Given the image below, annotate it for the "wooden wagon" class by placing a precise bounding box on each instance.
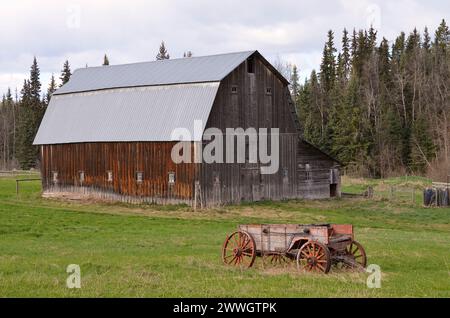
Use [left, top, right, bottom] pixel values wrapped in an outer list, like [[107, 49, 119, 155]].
[[222, 224, 366, 273]]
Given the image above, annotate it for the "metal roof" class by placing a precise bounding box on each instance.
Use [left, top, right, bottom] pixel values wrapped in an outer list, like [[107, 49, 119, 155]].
[[33, 82, 220, 144], [55, 51, 255, 95]]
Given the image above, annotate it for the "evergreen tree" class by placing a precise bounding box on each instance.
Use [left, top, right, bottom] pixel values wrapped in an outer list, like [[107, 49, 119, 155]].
[[29, 57, 41, 103], [156, 41, 170, 60], [103, 54, 110, 66], [17, 58, 44, 169], [319, 30, 337, 93], [45, 74, 57, 105], [290, 65, 300, 100], [423, 27, 431, 51], [434, 19, 450, 52], [60, 60, 72, 86]]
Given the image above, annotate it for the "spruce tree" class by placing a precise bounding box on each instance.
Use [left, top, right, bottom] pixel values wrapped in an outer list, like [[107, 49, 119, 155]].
[[319, 30, 337, 93], [17, 58, 43, 169], [60, 60, 72, 86], [103, 54, 110, 66], [45, 74, 57, 105], [290, 65, 300, 100], [156, 41, 170, 60]]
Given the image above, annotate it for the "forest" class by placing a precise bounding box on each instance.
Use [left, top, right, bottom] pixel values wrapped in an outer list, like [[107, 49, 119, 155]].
[[292, 19, 449, 180], [0, 21, 448, 180]]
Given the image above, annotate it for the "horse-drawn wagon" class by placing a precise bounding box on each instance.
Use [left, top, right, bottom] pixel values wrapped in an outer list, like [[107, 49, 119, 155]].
[[222, 224, 366, 273]]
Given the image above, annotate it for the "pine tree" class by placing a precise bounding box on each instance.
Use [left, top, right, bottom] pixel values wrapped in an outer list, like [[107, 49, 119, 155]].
[[103, 54, 110, 66], [45, 74, 57, 104], [434, 19, 450, 52], [340, 28, 351, 81], [156, 41, 170, 60], [423, 27, 431, 52], [319, 30, 337, 93], [17, 58, 43, 169], [29, 57, 41, 103], [60, 60, 72, 86], [290, 65, 300, 99]]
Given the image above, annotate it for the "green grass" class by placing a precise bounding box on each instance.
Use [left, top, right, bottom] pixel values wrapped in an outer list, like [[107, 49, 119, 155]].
[[0, 175, 449, 297]]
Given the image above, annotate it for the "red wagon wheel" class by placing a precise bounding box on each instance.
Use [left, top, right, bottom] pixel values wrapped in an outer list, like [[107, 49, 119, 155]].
[[222, 231, 256, 268], [296, 241, 331, 274], [343, 240, 367, 269]]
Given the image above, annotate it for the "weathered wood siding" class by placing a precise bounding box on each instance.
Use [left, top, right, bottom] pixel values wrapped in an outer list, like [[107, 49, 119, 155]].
[[199, 55, 335, 206], [297, 140, 341, 199], [40, 142, 197, 204]]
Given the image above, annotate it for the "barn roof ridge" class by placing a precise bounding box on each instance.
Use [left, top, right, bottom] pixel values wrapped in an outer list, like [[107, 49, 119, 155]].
[[55, 50, 258, 95], [74, 50, 257, 71]]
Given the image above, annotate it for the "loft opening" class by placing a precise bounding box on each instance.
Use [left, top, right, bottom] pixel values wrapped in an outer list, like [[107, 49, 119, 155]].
[[247, 57, 255, 73]]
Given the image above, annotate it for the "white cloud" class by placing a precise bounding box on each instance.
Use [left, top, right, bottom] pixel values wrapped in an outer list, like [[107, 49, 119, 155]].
[[0, 0, 448, 93]]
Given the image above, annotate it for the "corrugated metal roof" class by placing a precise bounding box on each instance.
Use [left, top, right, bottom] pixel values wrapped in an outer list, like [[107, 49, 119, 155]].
[[55, 51, 255, 95], [33, 82, 220, 144]]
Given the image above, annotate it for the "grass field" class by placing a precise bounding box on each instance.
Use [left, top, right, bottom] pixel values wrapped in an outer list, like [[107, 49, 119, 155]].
[[0, 175, 449, 297]]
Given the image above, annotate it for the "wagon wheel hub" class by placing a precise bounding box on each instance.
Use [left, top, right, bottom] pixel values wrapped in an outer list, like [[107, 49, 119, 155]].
[[307, 257, 317, 266], [234, 248, 243, 257], [297, 241, 331, 274]]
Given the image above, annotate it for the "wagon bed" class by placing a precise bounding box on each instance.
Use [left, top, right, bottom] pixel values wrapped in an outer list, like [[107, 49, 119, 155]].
[[222, 223, 366, 273]]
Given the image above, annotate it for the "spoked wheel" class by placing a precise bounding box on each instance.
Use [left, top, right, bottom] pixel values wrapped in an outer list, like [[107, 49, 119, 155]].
[[263, 252, 290, 267], [339, 240, 367, 269], [296, 241, 331, 274], [222, 231, 256, 268]]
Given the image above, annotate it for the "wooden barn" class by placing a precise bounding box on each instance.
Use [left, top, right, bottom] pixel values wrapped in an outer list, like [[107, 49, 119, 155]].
[[34, 51, 341, 206]]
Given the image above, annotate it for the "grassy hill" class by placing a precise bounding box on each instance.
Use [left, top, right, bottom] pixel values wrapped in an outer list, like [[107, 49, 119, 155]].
[[0, 175, 448, 297]]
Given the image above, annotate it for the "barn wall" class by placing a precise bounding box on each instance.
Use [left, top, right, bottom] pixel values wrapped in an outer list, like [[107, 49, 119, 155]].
[[200, 55, 301, 205], [200, 54, 340, 205], [40, 142, 197, 204], [297, 140, 341, 199]]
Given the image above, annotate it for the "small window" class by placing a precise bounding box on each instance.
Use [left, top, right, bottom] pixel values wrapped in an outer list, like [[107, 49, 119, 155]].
[[266, 87, 272, 95], [79, 171, 85, 183], [283, 168, 288, 178], [52, 171, 58, 184], [231, 85, 238, 94], [247, 57, 255, 73], [136, 171, 143, 184], [107, 171, 113, 182], [168, 171, 175, 185]]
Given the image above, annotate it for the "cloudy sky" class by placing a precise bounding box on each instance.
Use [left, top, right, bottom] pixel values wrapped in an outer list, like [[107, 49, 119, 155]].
[[0, 0, 448, 95]]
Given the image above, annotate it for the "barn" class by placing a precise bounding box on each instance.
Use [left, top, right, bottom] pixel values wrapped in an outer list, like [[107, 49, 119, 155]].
[[33, 50, 341, 206]]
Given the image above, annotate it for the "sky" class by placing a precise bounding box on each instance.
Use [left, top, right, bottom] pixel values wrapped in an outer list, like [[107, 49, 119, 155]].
[[0, 0, 448, 96]]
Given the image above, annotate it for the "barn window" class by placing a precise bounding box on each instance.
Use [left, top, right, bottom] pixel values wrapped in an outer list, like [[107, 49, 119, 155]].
[[79, 171, 85, 183], [247, 57, 255, 73], [107, 171, 113, 182], [266, 87, 272, 95], [231, 85, 238, 94], [52, 171, 58, 184], [136, 171, 143, 183], [305, 164, 312, 181], [168, 172, 175, 185]]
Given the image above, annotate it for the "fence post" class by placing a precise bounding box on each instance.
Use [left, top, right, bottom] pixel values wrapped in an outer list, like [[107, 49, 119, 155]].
[[16, 180, 19, 196]]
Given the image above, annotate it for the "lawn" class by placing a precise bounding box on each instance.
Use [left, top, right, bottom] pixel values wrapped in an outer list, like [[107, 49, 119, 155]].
[[0, 175, 449, 297]]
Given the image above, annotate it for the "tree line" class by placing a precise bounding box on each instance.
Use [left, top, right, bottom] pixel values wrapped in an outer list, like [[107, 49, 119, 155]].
[[291, 19, 449, 180]]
